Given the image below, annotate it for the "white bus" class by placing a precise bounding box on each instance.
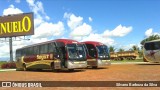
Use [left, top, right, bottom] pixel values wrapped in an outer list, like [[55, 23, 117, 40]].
[[143, 39, 160, 63]]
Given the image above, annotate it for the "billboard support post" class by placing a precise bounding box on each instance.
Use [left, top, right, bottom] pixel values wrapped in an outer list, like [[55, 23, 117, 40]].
[[9, 37, 13, 62]]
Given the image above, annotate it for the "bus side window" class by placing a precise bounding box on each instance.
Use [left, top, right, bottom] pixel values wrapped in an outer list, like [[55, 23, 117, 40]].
[[48, 43, 57, 53], [86, 44, 96, 58], [33, 46, 39, 55], [21, 49, 23, 56], [25, 48, 29, 56], [29, 47, 33, 55], [16, 50, 21, 58], [154, 42, 160, 50], [40, 44, 48, 54], [55, 42, 66, 59]]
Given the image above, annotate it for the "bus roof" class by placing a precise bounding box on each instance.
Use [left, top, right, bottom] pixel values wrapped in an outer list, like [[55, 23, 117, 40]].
[[17, 39, 81, 50], [82, 41, 106, 46], [144, 39, 160, 43], [55, 39, 81, 44]]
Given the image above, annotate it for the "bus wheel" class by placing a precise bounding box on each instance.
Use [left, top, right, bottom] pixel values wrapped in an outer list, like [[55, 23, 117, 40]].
[[92, 66, 97, 69], [36, 69, 42, 71], [22, 63, 27, 71], [51, 63, 55, 70], [51, 63, 60, 72], [143, 57, 148, 62], [69, 69, 74, 72]]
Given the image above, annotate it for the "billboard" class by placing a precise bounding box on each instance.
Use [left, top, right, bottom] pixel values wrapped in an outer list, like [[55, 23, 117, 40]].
[[0, 12, 34, 38]]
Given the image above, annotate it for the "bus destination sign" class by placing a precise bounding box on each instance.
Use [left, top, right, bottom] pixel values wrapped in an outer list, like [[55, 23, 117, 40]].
[[0, 12, 34, 38]]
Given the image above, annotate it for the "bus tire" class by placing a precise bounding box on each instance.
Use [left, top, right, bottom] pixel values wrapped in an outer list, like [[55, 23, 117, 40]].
[[22, 63, 27, 71], [36, 69, 42, 71], [51, 62, 60, 72], [51, 63, 55, 70], [69, 69, 74, 72], [92, 66, 97, 69], [143, 57, 148, 62]]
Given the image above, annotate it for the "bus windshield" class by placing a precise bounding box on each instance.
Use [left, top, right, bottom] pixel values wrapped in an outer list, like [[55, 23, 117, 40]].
[[144, 41, 160, 50], [96, 45, 110, 59], [67, 44, 86, 61]]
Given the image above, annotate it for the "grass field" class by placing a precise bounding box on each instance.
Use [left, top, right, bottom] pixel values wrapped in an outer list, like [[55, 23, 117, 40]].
[[110, 59, 143, 63]]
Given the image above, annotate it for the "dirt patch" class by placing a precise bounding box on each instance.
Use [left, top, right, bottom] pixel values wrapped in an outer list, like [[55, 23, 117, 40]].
[[0, 63, 160, 90]]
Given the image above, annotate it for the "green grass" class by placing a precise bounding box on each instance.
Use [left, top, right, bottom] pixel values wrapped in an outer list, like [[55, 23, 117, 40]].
[[0, 61, 7, 69], [111, 59, 143, 63]]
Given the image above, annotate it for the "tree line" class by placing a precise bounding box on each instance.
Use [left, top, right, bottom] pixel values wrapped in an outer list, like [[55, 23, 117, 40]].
[[109, 34, 160, 58], [109, 45, 140, 53]]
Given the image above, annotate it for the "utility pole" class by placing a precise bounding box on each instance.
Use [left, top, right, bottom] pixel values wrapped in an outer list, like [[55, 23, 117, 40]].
[[9, 37, 13, 62]]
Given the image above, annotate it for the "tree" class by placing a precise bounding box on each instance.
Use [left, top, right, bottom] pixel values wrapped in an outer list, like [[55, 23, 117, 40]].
[[118, 48, 125, 52], [129, 45, 139, 51], [109, 46, 116, 52], [129, 45, 143, 58], [141, 34, 160, 45]]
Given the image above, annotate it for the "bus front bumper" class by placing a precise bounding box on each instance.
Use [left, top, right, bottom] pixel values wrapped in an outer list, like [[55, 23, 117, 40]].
[[67, 61, 87, 69], [97, 59, 111, 67]]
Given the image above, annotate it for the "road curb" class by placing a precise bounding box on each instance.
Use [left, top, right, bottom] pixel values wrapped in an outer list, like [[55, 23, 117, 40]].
[[0, 69, 16, 72], [111, 62, 149, 64]]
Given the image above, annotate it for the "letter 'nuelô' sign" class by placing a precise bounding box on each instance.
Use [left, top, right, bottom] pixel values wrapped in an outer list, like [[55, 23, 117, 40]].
[[0, 13, 34, 38]]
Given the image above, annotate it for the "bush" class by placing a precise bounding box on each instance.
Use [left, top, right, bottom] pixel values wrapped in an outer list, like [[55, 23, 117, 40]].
[[1, 62, 16, 69]]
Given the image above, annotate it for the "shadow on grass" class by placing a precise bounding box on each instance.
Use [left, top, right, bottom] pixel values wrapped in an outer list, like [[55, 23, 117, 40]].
[[85, 67, 109, 70], [136, 63, 160, 66]]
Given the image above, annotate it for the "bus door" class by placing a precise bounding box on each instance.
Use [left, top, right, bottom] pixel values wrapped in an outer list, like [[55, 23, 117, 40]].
[[84, 44, 97, 66], [85, 44, 97, 58], [55, 42, 66, 68]]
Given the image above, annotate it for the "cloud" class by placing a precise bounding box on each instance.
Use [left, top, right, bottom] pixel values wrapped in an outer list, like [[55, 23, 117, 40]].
[[71, 36, 82, 41], [3, 5, 23, 15], [89, 17, 93, 22], [0, 43, 9, 57], [34, 16, 44, 27], [81, 33, 115, 46], [64, 13, 131, 46], [64, 13, 93, 41], [70, 23, 92, 36], [144, 28, 159, 37], [64, 13, 83, 30], [0, 1, 64, 60], [64, 12, 71, 18], [32, 21, 64, 39], [103, 24, 132, 37], [26, 0, 50, 20], [117, 43, 141, 51], [145, 28, 153, 37], [26, 0, 64, 39]]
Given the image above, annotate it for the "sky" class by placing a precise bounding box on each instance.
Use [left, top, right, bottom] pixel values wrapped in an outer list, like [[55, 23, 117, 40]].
[[0, 0, 160, 61]]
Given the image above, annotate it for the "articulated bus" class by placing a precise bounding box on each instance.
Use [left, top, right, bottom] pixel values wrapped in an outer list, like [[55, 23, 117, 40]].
[[143, 39, 160, 63], [16, 39, 87, 71], [82, 41, 111, 68]]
